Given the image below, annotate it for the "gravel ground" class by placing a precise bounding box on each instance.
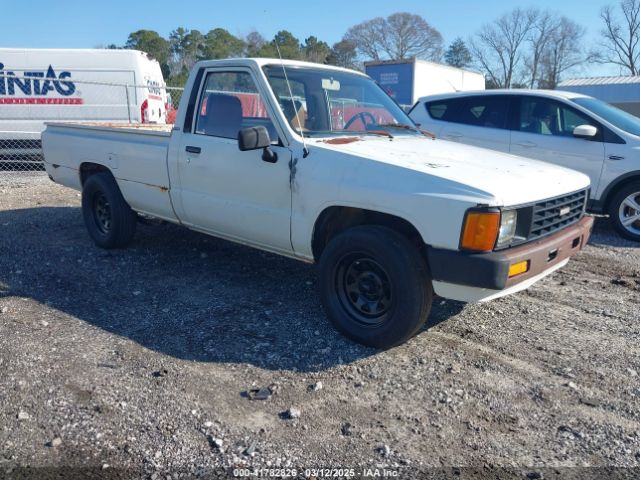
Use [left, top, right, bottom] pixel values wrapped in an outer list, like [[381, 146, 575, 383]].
[[0, 173, 639, 479]]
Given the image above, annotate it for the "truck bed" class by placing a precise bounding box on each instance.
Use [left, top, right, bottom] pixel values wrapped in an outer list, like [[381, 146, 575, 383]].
[[41, 122, 178, 222]]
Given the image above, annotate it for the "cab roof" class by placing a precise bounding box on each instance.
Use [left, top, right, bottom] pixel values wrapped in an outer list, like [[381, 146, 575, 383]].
[[192, 58, 369, 77]]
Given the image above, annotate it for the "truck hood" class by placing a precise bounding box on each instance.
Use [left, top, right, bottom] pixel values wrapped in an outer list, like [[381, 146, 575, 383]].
[[313, 136, 590, 206]]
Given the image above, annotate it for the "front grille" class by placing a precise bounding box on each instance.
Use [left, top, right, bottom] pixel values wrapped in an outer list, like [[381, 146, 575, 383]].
[[529, 189, 587, 240]]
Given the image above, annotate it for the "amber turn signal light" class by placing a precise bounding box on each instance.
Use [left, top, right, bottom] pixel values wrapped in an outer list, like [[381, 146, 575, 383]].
[[461, 211, 500, 252], [508, 260, 530, 278]]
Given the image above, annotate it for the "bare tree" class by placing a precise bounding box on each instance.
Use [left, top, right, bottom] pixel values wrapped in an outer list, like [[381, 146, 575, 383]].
[[344, 17, 387, 61], [470, 8, 537, 88], [600, 0, 640, 74], [345, 13, 443, 61], [526, 10, 557, 88], [539, 18, 594, 89]]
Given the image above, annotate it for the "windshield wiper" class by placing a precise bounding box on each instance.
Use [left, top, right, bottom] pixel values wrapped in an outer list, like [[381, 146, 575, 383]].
[[377, 123, 436, 139], [363, 129, 394, 139]]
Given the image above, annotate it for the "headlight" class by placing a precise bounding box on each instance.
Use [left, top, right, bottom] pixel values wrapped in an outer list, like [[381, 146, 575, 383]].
[[496, 209, 517, 248]]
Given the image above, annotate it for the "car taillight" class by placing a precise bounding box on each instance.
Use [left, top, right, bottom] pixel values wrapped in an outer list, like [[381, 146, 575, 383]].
[[140, 99, 149, 123]]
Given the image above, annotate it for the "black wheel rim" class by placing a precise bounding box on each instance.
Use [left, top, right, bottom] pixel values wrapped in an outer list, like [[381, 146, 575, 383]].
[[93, 192, 112, 234], [335, 254, 393, 326]]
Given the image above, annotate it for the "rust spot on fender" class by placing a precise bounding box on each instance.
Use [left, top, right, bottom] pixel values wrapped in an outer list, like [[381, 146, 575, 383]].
[[323, 137, 362, 145], [140, 181, 169, 192]]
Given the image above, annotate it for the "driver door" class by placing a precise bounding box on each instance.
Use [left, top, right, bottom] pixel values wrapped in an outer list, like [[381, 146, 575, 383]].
[[174, 68, 294, 254]]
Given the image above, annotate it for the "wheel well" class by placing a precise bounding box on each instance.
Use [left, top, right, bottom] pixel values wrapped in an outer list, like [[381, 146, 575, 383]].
[[79, 162, 111, 186], [311, 206, 424, 261], [603, 174, 640, 212]]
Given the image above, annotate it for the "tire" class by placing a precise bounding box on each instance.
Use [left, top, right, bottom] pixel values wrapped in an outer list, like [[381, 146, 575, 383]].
[[608, 181, 640, 242], [318, 225, 433, 349], [81, 172, 137, 249]]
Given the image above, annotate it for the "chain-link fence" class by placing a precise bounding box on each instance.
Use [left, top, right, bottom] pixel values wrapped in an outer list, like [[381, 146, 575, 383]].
[[0, 75, 184, 175]]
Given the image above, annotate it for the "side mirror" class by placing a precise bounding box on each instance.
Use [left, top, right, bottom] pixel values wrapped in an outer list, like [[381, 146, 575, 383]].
[[238, 126, 277, 163], [573, 124, 598, 139]]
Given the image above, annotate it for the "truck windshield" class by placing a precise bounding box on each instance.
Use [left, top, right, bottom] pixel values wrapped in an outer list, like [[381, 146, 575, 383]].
[[572, 97, 640, 137], [263, 65, 420, 138]]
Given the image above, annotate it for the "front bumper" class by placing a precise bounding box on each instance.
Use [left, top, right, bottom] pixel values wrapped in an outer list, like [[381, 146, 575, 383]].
[[427, 216, 594, 302]]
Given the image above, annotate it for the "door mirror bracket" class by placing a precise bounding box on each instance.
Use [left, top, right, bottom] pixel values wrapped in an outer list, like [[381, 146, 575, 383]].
[[238, 126, 278, 163]]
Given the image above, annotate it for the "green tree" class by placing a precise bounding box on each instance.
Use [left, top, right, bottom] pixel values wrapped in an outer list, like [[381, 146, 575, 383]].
[[202, 28, 246, 59], [125, 30, 171, 76], [169, 28, 204, 72], [444, 38, 473, 68], [125, 30, 170, 65], [256, 30, 302, 59], [302, 36, 331, 63]]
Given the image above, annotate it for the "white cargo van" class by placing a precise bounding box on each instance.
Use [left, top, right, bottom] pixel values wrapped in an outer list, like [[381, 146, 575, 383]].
[[0, 48, 168, 165]]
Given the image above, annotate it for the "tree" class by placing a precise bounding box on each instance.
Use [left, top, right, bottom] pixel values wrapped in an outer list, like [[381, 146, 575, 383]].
[[539, 18, 592, 89], [327, 40, 358, 69], [444, 38, 472, 68], [202, 28, 245, 60], [255, 30, 301, 59], [599, 0, 640, 74], [526, 10, 556, 88], [125, 30, 171, 77], [245, 31, 267, 57], [169, 28, 204, 73], [470, 8, 536, 88], [345, 12, 443, 61], [125, 30, 170, 64], [302, 36, 331, 64]]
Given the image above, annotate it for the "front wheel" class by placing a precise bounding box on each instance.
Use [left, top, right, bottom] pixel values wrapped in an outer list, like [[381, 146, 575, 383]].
[[318, 225, 433, 348], [609, 181, 640, 241]]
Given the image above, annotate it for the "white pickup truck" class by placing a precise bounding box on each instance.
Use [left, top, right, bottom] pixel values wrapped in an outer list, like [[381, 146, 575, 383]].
[[42, 58, 593, 348]]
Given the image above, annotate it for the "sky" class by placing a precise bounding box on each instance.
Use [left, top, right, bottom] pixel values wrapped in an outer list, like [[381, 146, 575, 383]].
[[1, 0, 621, 76]]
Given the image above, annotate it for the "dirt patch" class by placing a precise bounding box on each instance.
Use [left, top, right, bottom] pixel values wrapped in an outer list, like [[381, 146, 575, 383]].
[[0, 174, 638, 478]]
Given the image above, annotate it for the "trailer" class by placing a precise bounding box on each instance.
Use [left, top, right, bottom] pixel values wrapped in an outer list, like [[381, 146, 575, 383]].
[[365, 58, 485, 109]]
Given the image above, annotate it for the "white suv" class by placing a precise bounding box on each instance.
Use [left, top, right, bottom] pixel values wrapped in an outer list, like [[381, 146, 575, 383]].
[[409, 90, 640, 241]]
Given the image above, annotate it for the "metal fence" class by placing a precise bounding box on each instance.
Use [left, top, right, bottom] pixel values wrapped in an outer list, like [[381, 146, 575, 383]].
[[0, 75, 184, 174]]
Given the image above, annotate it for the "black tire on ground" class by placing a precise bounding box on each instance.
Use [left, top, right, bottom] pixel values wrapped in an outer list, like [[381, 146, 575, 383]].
[[318, 225, 433, 349], [81, 172, 137, 249], [608, 181, 640, 242]]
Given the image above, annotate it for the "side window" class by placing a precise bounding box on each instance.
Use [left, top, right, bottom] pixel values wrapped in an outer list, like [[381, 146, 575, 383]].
[[426, 101, 450, 120], [518, 97, 599, 138], [195, 71, 277, 141], [429, 96, 509, 129]]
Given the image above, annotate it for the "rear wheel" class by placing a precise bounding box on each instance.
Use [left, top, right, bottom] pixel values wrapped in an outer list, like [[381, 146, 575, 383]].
[[82, 172, 137, 248], [609, 181, 640, 241], [318, 225, 432, 348]]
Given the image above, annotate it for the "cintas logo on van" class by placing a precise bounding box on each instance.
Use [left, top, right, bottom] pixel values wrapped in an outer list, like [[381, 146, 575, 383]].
[[0, 63, 83, 105]]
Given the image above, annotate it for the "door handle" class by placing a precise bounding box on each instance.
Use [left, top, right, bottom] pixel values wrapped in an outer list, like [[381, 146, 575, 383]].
[[609, 155, 625, 161], [185, 146, 201, 154], [445, 132, 463, 139], [515, 141, 536, 148]]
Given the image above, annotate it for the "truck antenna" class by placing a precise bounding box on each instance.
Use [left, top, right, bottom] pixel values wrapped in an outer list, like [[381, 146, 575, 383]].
[[274, 40, 310, 158]]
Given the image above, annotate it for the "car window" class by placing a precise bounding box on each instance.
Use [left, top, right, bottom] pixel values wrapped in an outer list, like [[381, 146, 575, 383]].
[[195, 71, 277, 141], [518, 97, 598, 138], [426, 96, 509, 129]]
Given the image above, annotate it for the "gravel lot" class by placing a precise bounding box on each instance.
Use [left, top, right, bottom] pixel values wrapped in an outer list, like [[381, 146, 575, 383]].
[[1, 173, 639, 479]]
